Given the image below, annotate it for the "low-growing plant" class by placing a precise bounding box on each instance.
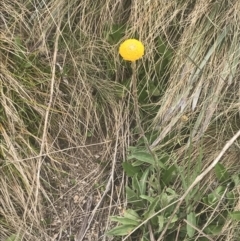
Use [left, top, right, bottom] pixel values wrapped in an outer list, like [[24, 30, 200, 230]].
[[108, 147, 240, 240]]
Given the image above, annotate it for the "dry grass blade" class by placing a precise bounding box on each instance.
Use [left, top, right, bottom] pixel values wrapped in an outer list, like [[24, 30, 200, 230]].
[[152, 1, 240, 148], [75, 195, 93, 240], [34, 14, 62, 217], [1, 0, 128, 240], [1, 0, 240, 240]]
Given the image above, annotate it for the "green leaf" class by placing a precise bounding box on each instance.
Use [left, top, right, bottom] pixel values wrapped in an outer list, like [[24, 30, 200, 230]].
[[226, 191, 235, 205], [122, 162, 140, 177], [156, 37, 171, 57], [107, 225, 136, 236], [107, 24, 126, 44], [5, 235, 19, 241], [166, 188, 177, 196], [160, 192, 169, 207], [161, 165, 176, 186], [231, 174, 240, 186], [157, 158, 166, 169], [202, 197, 208, 205], [170, 215, 178, 223], [229, 211, 240, 221], [126, 186, 138, 202], [187, 212, 196, 238], [189, 184, 201, 201], [138, 85, 149, 103], [125, 186, 145, 208], [132, 174, 141, 195], [158, 215, 165, 232], [159, 154, 170, 164], [215, 185, 225, 195], [160, 189, 178, 209], [214, 163, 229, 182], [204, 224, 223, 235], [124, 209, 141, 220], [140, 234, 150, 241], [128, 146, 137, 152], [155, 37, 173, 75], [140, 195, 155, 203], [143, 195, 160, 219], [147, 82, 161, 97], [132, 160, 146, 167], [203, 186, 225, 206], [128, 150, 155, 165], [139, 168, 150, 195], [207, 193, 218, 205], [148, 174, 159, 190], [198, 238, 210, 241], [110, 216, 139, 226]]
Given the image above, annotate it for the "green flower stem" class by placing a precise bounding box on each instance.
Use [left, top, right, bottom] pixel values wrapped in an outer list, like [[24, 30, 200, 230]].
[[131, 61, 156, 160]]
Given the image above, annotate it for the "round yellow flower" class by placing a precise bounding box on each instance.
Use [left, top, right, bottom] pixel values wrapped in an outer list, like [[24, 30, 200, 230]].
[[119, 39, 144, 61]]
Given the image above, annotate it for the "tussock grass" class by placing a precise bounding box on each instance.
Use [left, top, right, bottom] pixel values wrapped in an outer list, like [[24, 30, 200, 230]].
[[1, 0, 240, 240]]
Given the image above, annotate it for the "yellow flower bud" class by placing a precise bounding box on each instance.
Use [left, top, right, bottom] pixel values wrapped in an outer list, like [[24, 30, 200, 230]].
[[119, 39, 144, 61]]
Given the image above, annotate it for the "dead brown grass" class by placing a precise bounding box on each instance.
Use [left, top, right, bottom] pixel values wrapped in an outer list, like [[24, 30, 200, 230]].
[[1, 0, 240, 240]]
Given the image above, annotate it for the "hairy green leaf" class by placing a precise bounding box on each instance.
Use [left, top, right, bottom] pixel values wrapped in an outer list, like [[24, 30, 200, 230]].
[[5, 235, 19, 241], [124, 209, 141, 221], [139, 168, 150, 195], [229, 211, 240, 221], [122, 162, 140, 177], [158, 215, 165, 232], [110, 216, 139, 226], [132, 174, 141, 195], [204, 224, 223, 235], [214, 163, 229, 182], [140, 195, 155, 203], [107, 225, 136, 236], [187, 212, 196, 238], [143, 196, 160, 219], [128, 150, 155, 165]]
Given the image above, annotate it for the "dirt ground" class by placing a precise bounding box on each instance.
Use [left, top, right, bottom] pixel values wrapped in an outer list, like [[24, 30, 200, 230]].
[[42, 137, 120, 241]]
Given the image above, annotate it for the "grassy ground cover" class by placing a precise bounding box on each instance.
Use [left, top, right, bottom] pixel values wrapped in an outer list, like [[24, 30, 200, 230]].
[[1, 0, 240, 240]]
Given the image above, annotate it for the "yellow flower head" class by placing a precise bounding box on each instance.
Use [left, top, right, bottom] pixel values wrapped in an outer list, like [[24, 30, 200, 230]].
[[119, 39, 144, 61]]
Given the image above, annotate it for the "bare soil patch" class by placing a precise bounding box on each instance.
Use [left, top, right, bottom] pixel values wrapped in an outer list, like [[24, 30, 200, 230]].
[[41, 138, 118, 241]]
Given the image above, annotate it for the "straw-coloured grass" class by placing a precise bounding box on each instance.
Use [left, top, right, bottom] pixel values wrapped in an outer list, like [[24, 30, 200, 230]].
[[1, 0, 240, 240]]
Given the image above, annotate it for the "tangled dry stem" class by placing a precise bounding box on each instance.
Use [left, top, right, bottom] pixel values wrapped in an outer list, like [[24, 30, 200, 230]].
[[1, 0, 240, 240]]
